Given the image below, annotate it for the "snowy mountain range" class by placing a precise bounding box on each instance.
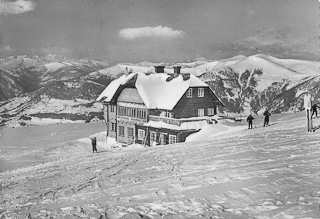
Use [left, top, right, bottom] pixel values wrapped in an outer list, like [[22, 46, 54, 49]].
[[196, 54, 320, 114], [0, 54, 319, 127]]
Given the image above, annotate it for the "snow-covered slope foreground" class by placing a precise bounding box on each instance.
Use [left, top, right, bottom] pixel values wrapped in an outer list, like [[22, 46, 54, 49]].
[[1, 112, 320, 218]]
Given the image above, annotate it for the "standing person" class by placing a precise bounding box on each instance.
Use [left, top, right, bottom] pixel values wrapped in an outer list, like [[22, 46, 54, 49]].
[[247, 114, 254, 129], [311, 103, 319, 117], [263, 109, 271, 127], [91, 137, 97, 153]]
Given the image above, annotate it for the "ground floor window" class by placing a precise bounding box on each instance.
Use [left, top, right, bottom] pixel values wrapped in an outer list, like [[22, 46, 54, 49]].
[[198, 109, 204, 117], [138, 129, 145, 140], [169, 134, 177, 144], [208, 108, 215, 116], [127, 127, 134, 139], [119, 126, 125, 137], [111, 122, 116, 131]]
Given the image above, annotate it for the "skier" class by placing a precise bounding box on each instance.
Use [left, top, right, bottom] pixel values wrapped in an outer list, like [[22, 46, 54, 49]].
[[263, 109, 271, 127], [91, 137, 97, 153], [311, 103, 320, 117], [247, 114, 254, 129]]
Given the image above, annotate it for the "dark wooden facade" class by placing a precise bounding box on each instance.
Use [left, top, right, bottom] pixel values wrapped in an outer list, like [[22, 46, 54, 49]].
[[173, 87, 220, 118]]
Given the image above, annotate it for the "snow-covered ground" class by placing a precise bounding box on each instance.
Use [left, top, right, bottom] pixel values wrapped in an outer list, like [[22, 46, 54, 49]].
[[0, 122, 107, 172], [1, 112, 320, 218]]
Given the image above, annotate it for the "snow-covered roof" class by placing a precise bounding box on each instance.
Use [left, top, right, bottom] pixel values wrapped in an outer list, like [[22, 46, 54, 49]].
[[96, 73, 137, 103], [97, 72, 210, 110]]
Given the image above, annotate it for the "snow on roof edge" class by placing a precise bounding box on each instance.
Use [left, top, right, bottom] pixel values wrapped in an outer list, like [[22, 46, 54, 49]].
[[96, 72, 216, 109], [96, 72, 137, 102]]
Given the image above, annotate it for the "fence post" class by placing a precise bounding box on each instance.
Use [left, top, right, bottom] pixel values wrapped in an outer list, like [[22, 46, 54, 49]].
[[304, 93, 312, 132]]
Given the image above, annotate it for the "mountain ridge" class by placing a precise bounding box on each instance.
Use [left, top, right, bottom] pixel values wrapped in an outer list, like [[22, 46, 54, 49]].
[[0, 54, 319, 127]]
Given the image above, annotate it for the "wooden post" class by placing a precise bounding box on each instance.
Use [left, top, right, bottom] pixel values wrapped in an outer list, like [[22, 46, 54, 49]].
[[304, 94, 312, 132], [309, 108, 313, 132], [306, 109, 311, 132]]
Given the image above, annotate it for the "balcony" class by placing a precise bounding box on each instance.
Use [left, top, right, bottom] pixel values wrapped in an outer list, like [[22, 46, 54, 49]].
[[148, 115, 213, 127]]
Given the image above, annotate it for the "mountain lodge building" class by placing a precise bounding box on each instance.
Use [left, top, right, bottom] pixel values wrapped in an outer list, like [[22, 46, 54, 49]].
[[97, 66, 224, 146]]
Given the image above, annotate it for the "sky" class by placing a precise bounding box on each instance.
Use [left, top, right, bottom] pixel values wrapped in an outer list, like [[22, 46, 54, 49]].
[[0, 0, 319, 63]]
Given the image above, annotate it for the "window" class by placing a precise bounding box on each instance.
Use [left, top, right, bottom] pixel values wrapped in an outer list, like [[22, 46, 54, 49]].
[[118, 106, 147, 119], [160, 111, 172, 118], [208, 108, 215, 116], [198, 88, 204, 97], [198, 109, 204, 117], [186, 88, 192, 98], [169, 135, 176, 144], [127, 127, 134, 139], [119, 126, 125, 137], [110, 105, 115, 112], [138, 129, 145, 140], [150, 131, 157, 144], [111, 122, 116, 131]]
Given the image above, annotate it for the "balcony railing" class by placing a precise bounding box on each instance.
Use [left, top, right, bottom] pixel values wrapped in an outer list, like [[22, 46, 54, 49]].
[[148, 115, 212, 127]]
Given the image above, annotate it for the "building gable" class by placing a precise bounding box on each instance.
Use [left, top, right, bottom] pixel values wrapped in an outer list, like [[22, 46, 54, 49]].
[[117, 88, 144, 104], [173, 87, 222, 118]]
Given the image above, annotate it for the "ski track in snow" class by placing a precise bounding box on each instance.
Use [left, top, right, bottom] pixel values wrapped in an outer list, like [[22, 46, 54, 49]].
[[1, 112, 320, 218]]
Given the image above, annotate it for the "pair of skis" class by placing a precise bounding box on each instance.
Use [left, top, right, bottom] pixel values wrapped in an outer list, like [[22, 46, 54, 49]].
[[246, 123, 277, 130]]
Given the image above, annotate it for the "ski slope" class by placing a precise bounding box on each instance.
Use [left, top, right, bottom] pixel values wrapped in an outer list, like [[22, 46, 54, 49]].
[[1, 112, 320, 218]]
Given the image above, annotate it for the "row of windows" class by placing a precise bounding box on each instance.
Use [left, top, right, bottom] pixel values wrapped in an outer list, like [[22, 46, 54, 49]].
[[117, 128, 176, 144], [140, 130, 176, 144], [186, 88, 204, 98], [118, 126, 134, 138], [198, 108, 216, 117], [118, 106, 147, 119]]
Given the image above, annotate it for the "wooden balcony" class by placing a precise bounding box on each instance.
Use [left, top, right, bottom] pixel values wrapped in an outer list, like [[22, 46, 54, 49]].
[[148, 115, 213, 127]]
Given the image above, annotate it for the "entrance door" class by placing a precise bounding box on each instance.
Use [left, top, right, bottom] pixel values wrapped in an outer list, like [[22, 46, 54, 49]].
[[150, 131, 157, 146], [159, 133, 166, 145]]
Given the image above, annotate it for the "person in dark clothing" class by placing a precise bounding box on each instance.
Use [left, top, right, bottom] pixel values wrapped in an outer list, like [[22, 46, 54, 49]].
[[311, 103, 319, 117], [263, 109, 271, 127], [247, 114, 254, 129], [91, 137, 97, 153]]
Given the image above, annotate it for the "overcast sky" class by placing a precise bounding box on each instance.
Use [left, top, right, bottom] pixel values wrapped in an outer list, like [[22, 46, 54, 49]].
[[0, 0, 318, 63]]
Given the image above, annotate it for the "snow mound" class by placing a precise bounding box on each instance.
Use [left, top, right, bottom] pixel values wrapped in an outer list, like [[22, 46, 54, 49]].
[[186, 123, 245, 142], [180, 120, 208, 130]]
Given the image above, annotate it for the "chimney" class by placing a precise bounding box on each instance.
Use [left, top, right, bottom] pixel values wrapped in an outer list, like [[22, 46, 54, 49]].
[[154, 66, 165, 73], [173, 66, 181, 77]]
